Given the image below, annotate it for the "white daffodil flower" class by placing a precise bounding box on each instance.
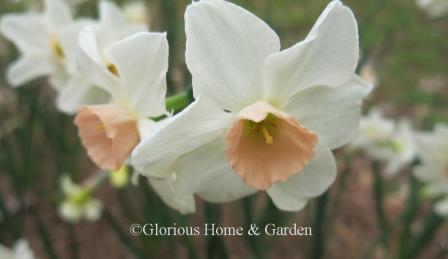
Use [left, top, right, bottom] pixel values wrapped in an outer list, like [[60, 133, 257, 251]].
[[0, 0, 112, 114], [416, 0, 448, 18], [413, 125, 448, 216], [0, 0, 77, 87], [74, 30, 167, 171], [351, 110, 417, 175], [0, 239, 35, 259], [74, 30, 193, 213], [132, 0, 372, 211], [56, 0, 148, 114], [58, 175, 103, 223]]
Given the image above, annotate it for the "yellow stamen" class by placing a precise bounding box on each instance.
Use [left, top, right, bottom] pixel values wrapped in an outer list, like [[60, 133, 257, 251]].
[[261, 125, 273, 144], [49, 36, 65, 62], [107, 63, 119, 77], [96, 124, 105, 131]]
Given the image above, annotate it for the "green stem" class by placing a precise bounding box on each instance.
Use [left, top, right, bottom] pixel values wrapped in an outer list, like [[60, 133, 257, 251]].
[[311, 192, 329, 259], [67, 224, 79, 259], [103, 209, 146, 259], [397, 175, 421, 259], [84, 170, 109, 192], [204, 204, 228, 259], [0, 194, 19, 239], [170, 212, 198, 259], [362, 217, 399, 259], [242, 197, 264, 259], [327, 153, 352, 237], [405, 211, 444, 259], [31, 208, 58, 259], [258, 198, 282, 228], [165, 92, 191, 114], [372, 162, 388, 249]]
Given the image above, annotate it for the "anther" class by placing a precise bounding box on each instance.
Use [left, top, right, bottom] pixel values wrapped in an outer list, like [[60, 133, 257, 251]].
[[261, 125, 273, 144]]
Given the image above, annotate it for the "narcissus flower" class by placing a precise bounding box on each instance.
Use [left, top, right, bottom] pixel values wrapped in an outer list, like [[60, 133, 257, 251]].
[[56, 0, 148, 113], [0, 0, 77, 86], [0, 239, 35, 259], [75, 31, 167, 172], [413, 125, 448, 216], [58, 175, 103, 223], [351, 110, 417, 175], [132, 0, 372, 211], [0, 0, 136, 114]]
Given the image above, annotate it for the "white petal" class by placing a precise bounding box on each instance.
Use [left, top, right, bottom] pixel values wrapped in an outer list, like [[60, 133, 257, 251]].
[[423, 181, 448, 198], [185, 0, 280, 111], [137, 118, 159, 140], [414, 164, 446, 182], [96, 1, 147, 49], [0, 244, 14, 258], [0, 14, 48, 54], [13, 240, 35, 259], [131, 97, 234, 171], [60, 175, 83, 196], [7, 56, 55, 86], [434, 197, 448, 216], [147, 177, 196, 214], [58, 202, 82, 223], [56, 76, 110, 114], [98, 1, 127, 28], [414, 131, 448, 164], [285, 75, 372, 149], [173, 139, 256, 203], [84, 199, 103, 221], [267, 143, 336, 211], [105, 32, 168, 117], [58, 20, 92, 74], [78, 26, 119, 93], [44, 0, 73, 31], [384, 159, 406, 176], [263, 1, 359, 106], [435, 124, 448, 135]]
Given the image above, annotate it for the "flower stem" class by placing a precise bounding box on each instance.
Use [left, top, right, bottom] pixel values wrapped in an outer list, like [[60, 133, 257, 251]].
[[165, 91, 191, 114], [327, 153, 352, 237], [204, 204, 228, 259], [31, 207, 58, 259], [103, 209, 146, 259], [310, 191, 329, 259], [372, 162, 388, 248], [397, 174, 421, 258], [404, 211, 444, 259], [242, 197, 264, 259]]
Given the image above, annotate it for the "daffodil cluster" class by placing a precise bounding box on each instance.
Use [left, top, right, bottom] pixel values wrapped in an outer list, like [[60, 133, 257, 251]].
[[2, 0, 373, 214], [350, 110, 417, 175]]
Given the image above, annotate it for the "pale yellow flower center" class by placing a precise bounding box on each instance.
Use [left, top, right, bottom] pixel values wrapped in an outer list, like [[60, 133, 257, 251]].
[[49, 36, 64, 62]]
